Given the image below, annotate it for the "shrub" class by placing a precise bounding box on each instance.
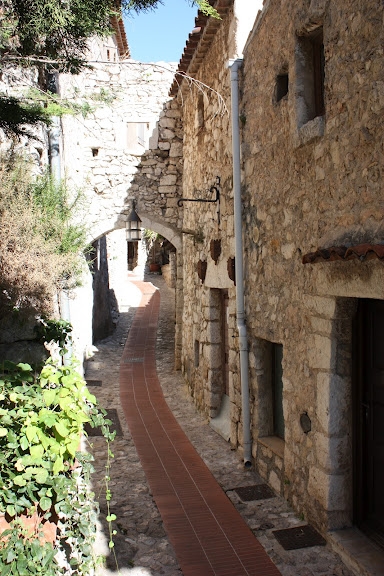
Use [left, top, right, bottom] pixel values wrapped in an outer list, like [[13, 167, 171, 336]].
[[0, 151, 89, 321], [0, 358, 115, 574]]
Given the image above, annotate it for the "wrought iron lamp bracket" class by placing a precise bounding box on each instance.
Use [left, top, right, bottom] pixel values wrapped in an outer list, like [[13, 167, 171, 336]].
[[177, 176, 221, 208]]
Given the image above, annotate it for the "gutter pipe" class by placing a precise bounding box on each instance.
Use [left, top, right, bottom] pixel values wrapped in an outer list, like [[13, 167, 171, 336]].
[[49, 112, 72, 365], [228, 58, 252, 466]]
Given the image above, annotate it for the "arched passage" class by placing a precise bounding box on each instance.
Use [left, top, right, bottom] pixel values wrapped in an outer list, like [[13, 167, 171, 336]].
[[87, 214, 184, 370]]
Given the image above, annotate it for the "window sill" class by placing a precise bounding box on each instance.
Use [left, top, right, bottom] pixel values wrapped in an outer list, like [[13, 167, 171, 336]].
[[294, 115, 325, 148], [258, 436, 285, 459]]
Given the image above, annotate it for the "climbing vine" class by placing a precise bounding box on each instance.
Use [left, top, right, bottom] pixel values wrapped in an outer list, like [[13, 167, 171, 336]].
[[0, 356, 115, 574]]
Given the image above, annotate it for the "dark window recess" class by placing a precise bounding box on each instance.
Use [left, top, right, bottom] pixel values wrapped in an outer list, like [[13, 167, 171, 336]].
[[194, 340, 200, 367], [276, 73, 289, 102], [91, 148, 99, 157], [312, 29, 325, 117], [196, 92, 204, 130], [272, 343, 284, 439], [296, 27, 325, 126]]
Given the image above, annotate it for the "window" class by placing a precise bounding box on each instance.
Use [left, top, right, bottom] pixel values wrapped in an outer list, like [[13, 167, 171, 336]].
[[126, 122, 151, 154], [194, 340, 200, 367], [272, 343, 284, 439], [195, 92, 205, 130], [254, 339, 285, 441], [275, 72, 289, 103], [296, 27, 325, 127]]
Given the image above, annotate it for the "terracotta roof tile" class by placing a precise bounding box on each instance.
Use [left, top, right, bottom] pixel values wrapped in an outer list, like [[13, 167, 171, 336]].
[[302, 244, 384, 264], [169, 0, 233, 96]]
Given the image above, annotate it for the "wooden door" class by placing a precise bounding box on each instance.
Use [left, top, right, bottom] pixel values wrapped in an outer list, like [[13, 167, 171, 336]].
[[355, 299, 384, 547]]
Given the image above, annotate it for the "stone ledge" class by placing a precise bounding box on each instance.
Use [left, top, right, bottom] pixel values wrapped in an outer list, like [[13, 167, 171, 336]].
[[328, 527, 384, 576], [258, 436, 285, 459], [294, 115, 325, 148]]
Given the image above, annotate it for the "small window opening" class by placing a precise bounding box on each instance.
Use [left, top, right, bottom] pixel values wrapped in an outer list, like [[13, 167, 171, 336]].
[[195, 92, 205, 130], [272, 343, 284, 439], [296, 27, 325, 127], [91, 148, 99, 157], [194, 340, 200, 367], [107, 49, 110, 61], [113, 52, 117, 62], [276, 73, 289, 102]]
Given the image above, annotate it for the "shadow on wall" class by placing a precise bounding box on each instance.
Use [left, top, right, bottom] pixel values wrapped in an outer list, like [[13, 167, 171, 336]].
[[89, 235, 119, 342]]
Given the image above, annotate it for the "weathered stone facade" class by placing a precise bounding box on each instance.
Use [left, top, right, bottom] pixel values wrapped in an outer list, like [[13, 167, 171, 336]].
[[60, 59, 183, 243], [175, 0, 384, 565]]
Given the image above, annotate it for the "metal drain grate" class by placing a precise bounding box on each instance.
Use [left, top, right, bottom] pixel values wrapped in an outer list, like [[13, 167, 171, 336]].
[[273, 525, 326, 550], [86, 379, 102, 387], [233, 484, 275, 502], [124, 357, 144, 363], [84, 409, 123, 437]]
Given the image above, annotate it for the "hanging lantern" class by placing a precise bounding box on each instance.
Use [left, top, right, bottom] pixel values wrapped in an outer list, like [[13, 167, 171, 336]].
[[126, 201, 142, 241]]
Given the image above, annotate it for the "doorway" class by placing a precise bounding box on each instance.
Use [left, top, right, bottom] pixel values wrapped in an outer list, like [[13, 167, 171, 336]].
[[354, 299, 384, 548]]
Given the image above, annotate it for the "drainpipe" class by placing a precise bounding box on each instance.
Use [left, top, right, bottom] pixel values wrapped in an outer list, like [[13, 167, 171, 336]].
[[48, 73, 72, 364], [228, 58, 252, 467]]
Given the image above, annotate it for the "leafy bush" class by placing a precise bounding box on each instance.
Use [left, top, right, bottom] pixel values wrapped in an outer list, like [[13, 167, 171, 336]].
[[0, 358, 115, 574], [0, 151, 89, 321]]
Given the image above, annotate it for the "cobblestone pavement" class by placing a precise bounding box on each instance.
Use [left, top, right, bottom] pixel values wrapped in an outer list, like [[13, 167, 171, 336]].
[[86, 274, 354, 576]]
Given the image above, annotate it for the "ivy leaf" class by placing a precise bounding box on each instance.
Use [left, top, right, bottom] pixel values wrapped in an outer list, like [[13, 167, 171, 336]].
[[30, 444, 44, 459], [66, 438, 79, 457], [6, 548, 17, 563], [25, 426, 39, 443], [20, 436, 29, 451], [39, 496, 52, 511], [17, 363, 32, 372], [16, 553, 28, 573], [0, 428, 7, 437], [54, 421, 69, 438], [52, 455, 64, 475], [13, 474, 27, 487], [35, 468, 49, 484], [38, 411, 57, 428], [6, 504, 15, 517], [43, 389, 56, 406]]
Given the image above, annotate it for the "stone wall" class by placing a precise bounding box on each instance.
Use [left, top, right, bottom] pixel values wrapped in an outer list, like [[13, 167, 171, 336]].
[[177, 0, 384, 543], [178, 3, 238, 421], [241, 0, 383, 532], [60, 61, 183, 243]]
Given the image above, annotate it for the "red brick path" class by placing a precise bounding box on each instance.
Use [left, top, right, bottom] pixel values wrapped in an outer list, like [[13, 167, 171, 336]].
[[119, 282, 281, 576]]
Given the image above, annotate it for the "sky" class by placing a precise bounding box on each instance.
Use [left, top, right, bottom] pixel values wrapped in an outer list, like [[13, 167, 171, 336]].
[[123, 0, 198, 63]]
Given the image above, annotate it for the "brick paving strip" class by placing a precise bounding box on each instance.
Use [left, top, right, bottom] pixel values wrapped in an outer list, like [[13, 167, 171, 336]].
[[119, 281, 281, 576], [89, 274, 354, 576]]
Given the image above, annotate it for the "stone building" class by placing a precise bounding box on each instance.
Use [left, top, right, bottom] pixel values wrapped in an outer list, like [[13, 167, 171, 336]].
[[172, 0, 384, 570]]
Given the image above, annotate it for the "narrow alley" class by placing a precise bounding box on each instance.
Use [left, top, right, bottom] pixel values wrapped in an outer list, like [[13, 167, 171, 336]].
[[86, 273, 353, 576]]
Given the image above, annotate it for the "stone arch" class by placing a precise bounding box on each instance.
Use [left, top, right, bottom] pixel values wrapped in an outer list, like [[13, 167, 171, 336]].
[[87, 211, 184, 369]]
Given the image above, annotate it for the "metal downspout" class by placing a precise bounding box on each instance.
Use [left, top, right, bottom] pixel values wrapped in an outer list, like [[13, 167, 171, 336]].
[[49, 113, 72, 364], [228, 58, 252, 466]]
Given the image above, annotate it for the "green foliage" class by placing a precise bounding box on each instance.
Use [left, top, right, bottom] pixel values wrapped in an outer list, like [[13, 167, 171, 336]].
[[0, 96, 50, 139], [125, 0, 220, 18], [0, 525, 59, 575], [34, 318, 73, 357], [30, 173, 88, 258], [1, 0, 118, 73], [0, 152, 89, 319], [0, 357, 115, 574], [0, 0, 220, 74]]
